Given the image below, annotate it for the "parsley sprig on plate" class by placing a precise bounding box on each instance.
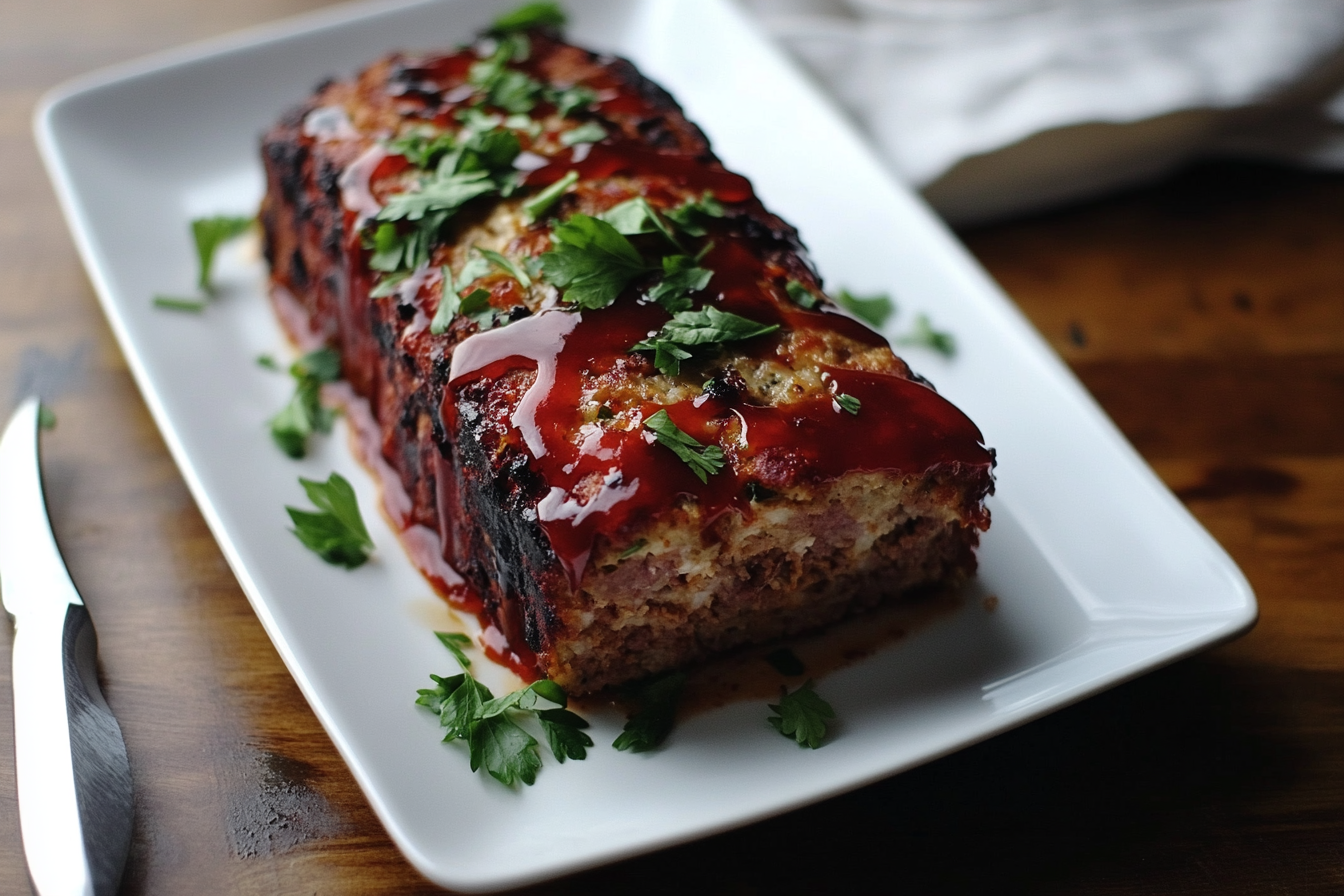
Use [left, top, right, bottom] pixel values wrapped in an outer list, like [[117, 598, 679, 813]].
[[286, 472, 375, 569], [266, 347, 341, 458], [612, 671, 687, 752], [417, 632, 592, 786], [152, 214, 254, 311], [768, 679, 836, 749]]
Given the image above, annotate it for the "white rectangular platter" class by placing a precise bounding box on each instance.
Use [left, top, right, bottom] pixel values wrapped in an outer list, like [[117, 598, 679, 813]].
[[36, 0, 1256, 890]]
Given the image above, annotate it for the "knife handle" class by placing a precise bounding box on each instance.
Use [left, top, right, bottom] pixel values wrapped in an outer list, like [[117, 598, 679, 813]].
[[11, 603, 132, 896]]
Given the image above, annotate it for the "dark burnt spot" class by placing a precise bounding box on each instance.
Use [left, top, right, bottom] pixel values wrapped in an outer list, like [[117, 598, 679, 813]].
[[289, 248, 309, 289], [1068, 322, 1087, 347], [371, 318, 396, 356], [703, 367, 747, 402], [636, 116, 682, 151], [321, 220, 344, 260], [396, 302, 416, 322], [507, 304, 533, 323], [1175, 465, 1299, 502], [315, 159, 341, 198], [266, 140, 309, 205]]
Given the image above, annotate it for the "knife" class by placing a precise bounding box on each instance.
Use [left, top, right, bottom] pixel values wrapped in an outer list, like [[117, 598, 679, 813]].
[[0, 398, 132, 896]]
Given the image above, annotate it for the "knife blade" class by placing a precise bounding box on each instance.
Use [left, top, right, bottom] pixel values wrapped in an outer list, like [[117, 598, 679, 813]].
[[0, 397, 132, 896]]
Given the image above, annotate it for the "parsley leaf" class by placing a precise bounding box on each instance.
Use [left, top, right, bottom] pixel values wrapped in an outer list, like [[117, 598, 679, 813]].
[[552, 84, 598, 118], [767, 679, 836, 749], [523, 170, 578, 222], [664, 192, 725, 237], [642, 409, 725, 482], [378, 168, 496, 223], [599, 196, 681, 248], [619, 538, 648, 559], [542, 213, 653, 309], [418, 635, 588, 786], [151, 295, 207, 312], [645, 254, 712, 313], [836, 288, 895, 329], [835, 393, 861, 415], [632, 306, 778, 376], [774, 679, 833, 752], [477, 246, 532, 288], [432, 260, 496, 335], [268, 347, 341, 458], [435, 631, 473, 669], [488, 69, 546, 114], [896, 313, 957, 357], [469, 715, 542, 785], [191, 215, 253, 292], [491, 1, 567, 33], [286, 472, 375, 568], [537, 708, 593, 762], [560, 121, 607, 146], [613, 671, 687, 752], [386, 127, 457, 169], [785, 280, 819, 310]]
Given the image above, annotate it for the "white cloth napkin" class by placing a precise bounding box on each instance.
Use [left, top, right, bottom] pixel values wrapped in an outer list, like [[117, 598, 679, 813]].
[[740, 0, 1344, 223]]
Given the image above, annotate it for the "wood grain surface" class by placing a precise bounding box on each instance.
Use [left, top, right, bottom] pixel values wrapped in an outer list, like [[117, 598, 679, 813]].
[[2, 1, 1342, 893]]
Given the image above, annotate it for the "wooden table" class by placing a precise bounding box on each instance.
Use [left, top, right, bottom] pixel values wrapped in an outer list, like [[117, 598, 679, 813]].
[[3, 2, 1342, 893]]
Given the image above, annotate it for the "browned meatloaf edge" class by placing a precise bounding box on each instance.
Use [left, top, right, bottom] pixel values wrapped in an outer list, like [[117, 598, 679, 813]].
[[259, 24, 995, 694]]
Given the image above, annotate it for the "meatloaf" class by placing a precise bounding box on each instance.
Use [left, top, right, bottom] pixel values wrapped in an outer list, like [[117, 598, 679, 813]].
[[259, 18, 995, 694]]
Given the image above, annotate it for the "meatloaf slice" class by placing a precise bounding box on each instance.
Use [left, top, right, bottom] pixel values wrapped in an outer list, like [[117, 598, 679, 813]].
[[260, 21, 995, 694]]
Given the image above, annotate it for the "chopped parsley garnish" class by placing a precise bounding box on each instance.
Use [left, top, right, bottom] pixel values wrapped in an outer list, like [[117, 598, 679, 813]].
[[632, 306, 778, 376], [378, 168, 496, 223], [618, 539, 648, 559], [645, 254, 712, 313], [286, 472, 374, 569], [560, 121, 607, 146], [764, 647, 805, 676], [386, 127, 457, 169], [154, 214, 253, 310], [612, 671, 687, 752], [553, 84, 598, 118], [477, 246, 532, 288], [836, 288, 895, 329], [835, 393, 861, 415], [431, 257, 494, 335], [490, 1, 567, 33], [542, 213, 653, 309], [784, 280, 819, 310], [191, 215, 253, 293], [767, 679, 836, 749], [523, 170, 578, 222], [642, 409, 725, 482], [416, 634, 590, 786], [435, 631, 473, 669], [896, 313, 957, 357], [664, 193, 725, 237], [599, 196, 682, 248], [151, 295, 207, 312], [267, 347, 341, 458]]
